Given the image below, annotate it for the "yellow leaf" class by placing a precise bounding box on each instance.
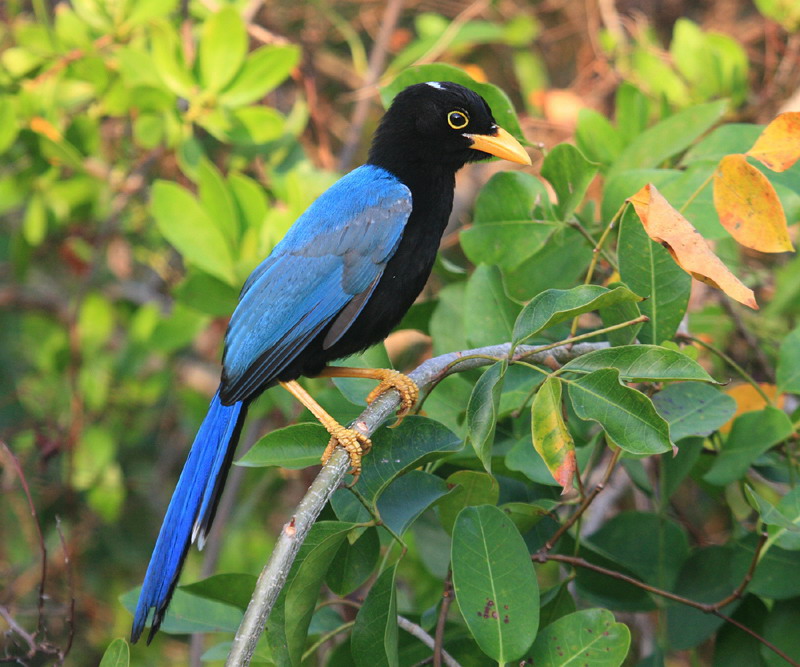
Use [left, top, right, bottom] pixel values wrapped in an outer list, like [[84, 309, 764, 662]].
[[628, 184, 758, 310], [713, 154, 793, 253], [719, 383, 783, 433], [532, 377, 576, 493], [746, 111, 800, 172]]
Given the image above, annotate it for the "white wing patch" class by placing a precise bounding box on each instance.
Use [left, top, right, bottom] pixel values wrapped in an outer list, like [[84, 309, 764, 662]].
[[426, 81, 444, 90]]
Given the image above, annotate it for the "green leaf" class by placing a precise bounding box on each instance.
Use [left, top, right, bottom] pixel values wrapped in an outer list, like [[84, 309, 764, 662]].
[[532, 378, 576, 490], [600, 282, 642, 347], [615, 83, 650, 145], [380, 64, 524, 141], [704, 407, 793, 486], [502, 226, 594, 302], [326, 528, 380, 596], [149, 21, 195, 97], [199, 7, 247, 92], [99, 638, 129, 667], [527, 609, 631, 666], [229, 173, 269, 231], [652, 382, 737, 441], [461, 172, 556, 270], [618, 207, 691, 344], [466, 362, 506, 473], [23, 193, 47, 246], [713, 595, 769, 667], [777, 325, 800, 393], [746, 537, 800, 600], [237, 423, 329, 469], [681, 124, 764, 166], [376, 470, 451, 535], [120, 587, 242, 635], [174, 270, 239, 316], [199, 106, 285, 145], [762, 599, 800, 666], [351, 565, 399, 667], [540, 143, 598, 220], [576, 108, 623, 168], [666, 546, 746, 650], [123, 0, 179, 26], [607, 100, 728, 180], [754, 0, 800, 31], [769, 487, 800, 550], [562, 345, 715, 383], [437, 470, 500, 535], [196, 157, 239, 246], [587, 512, 689, 590], [567, 368, 673, 455], [279, 522, 352, 665], [220, 45, 301, 107], [150, 180, 236, 284], [744, 486, 800, 532], [180, 573, 258, 611], [499, 500, 558, 534], [513, 284, 641, 346], [452, 505, 539, 663], [354, 416, 462, 505], [464, 266, 520, 347], [0, 98, 18, 153]]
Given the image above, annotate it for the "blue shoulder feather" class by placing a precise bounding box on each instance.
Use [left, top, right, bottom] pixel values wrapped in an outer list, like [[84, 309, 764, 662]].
[[221, 165, 411, 402]]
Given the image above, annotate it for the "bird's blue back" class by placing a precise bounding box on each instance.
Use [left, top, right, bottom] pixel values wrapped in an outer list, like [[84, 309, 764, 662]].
[[222, 164, 412, 402]]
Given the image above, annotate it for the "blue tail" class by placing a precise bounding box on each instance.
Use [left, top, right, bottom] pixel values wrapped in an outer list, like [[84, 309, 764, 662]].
[[131, 389, 246, 644]]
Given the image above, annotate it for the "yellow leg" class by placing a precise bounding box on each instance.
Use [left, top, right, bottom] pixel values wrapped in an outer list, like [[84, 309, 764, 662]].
[[280, 380, 371, 481], [316, 366, 419, 424]]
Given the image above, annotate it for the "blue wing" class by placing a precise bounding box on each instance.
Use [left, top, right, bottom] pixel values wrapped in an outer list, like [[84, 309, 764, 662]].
[[220, 165, 412, 404]]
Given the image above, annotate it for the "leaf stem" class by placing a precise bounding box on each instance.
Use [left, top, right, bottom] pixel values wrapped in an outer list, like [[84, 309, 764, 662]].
[[679, 334, 773, 406], [678, 169, 715, 214], [571, 204, 627, 337], [542, 448, 622, 551], [301, 621, 356, 660]]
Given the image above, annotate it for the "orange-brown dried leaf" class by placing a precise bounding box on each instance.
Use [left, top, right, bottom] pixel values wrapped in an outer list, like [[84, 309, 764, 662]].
[[30, 117, 62, 142], [713, 154, 792, 253], [531, 377, 576, 493], [747, 112, 800, 172], [628, 184, 758, 310]]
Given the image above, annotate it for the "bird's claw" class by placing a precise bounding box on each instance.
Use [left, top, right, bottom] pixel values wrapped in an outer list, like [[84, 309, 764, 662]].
[[321, 424, 372, 485], [365, 370, 419, 426]]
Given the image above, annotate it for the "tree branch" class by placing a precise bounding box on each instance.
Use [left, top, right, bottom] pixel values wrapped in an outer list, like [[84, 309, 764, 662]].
[[224, 340, 608, 666]]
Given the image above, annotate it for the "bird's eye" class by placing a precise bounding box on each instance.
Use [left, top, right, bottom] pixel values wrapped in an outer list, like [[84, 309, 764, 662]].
[[447, 110, 469, 129]]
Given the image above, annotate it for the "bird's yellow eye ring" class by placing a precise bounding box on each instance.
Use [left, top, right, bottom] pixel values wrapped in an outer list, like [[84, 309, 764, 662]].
[[447, 110, 469, 129]]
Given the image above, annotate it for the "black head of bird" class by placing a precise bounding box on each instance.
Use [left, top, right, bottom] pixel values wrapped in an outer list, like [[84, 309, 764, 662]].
[[368, 81, 531, 175]]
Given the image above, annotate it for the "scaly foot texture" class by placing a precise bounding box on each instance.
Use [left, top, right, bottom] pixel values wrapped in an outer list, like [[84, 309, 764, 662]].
[[364, 369, 419, 424], [321, 424, 372, 483]]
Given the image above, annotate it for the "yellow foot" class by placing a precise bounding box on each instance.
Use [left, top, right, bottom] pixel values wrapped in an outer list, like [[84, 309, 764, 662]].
[[365, 370, 419, 425], [321, 424, 372, 484]]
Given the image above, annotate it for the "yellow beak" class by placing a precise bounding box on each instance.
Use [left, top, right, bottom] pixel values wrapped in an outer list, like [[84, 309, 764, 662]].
[[465, 126, 531, 165]]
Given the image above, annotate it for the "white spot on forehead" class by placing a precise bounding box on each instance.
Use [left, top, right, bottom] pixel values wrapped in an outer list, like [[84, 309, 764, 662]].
[[426, 81, 445, 90]]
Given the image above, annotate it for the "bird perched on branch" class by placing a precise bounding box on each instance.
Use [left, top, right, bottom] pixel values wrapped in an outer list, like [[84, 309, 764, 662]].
[[132, 81, 530, 643]]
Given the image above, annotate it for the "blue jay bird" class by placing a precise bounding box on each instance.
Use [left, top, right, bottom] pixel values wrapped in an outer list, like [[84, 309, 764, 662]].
[[131, 81, 530, 643]]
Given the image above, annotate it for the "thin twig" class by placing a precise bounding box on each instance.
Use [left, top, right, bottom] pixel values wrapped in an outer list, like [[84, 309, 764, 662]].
[[338, 0, 405, 171], [433, 569, 453, 667], [54, 517, 75, 660], [542, 448, 622, 551], [0, 442, 47, 639], [397, 616, 461, 667], [224, 340, 608, 666]]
